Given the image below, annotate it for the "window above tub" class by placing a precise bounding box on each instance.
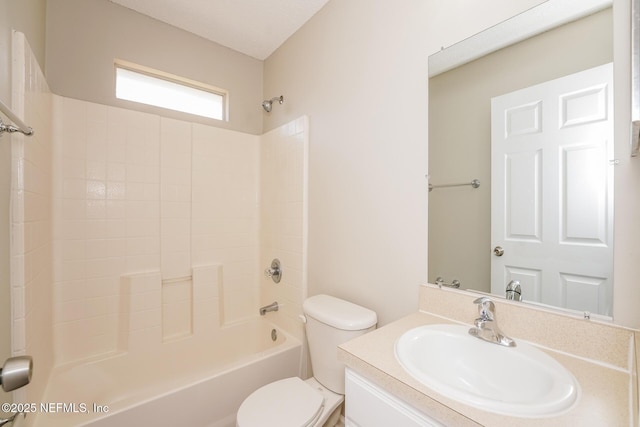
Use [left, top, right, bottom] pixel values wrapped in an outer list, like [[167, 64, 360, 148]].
[[115, 60, 228, 121]]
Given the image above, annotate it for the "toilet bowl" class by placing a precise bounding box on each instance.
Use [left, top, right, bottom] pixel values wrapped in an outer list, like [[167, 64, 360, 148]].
[[236, 295, 377, 427]]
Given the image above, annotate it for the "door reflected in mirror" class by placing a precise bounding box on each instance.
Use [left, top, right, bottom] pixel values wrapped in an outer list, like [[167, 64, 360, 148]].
[[428, 2, 614, 317]]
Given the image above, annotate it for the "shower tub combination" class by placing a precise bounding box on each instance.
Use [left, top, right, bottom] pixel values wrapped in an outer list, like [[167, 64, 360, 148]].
[[31, 319, 301, 427]]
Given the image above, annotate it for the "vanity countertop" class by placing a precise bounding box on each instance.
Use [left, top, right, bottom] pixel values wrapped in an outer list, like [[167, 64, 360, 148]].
[[338, 310, 635, 427]]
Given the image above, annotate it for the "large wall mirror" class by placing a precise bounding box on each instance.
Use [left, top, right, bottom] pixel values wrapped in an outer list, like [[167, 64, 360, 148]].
[[428, 0, 615, 318]]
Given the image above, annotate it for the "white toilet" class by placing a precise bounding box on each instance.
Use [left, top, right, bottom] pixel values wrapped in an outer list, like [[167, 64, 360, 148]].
[[236, 294, 377, 427]]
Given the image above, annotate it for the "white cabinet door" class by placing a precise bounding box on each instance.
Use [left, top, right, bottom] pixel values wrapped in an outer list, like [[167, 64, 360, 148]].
[[491, 63, 614, 316], [345, 369, 444, 427]]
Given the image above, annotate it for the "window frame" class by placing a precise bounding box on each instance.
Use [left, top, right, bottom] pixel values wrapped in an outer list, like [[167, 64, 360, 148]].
[[114, 59, 229, 121]]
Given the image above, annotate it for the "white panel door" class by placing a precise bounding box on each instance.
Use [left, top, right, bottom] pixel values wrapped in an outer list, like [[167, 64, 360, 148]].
[[491, 63, 613, 316]]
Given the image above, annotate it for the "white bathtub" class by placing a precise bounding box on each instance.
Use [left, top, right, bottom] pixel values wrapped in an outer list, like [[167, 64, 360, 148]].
[[31, 319, 302, 427]]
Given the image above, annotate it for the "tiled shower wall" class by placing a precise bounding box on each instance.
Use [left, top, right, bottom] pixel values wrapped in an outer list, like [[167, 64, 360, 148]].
[[9, 32, 54, 407], [52, 97, 262, 364], [191, 124, 261, 322], [260, 117, 308, 341], [51, 96, 307, 364], [9, 28, 307, 398]]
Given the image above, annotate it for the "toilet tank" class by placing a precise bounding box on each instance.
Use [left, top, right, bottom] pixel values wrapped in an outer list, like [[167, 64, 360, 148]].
[[302, 295, 377, 394]]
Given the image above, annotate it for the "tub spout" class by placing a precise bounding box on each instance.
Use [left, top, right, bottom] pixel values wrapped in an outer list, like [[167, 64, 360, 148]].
[[259, 302, 279, 316]]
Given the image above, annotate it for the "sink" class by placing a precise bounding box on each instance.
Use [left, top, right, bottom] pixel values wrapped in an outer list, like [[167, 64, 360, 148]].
[[394, 324, 580, 417]]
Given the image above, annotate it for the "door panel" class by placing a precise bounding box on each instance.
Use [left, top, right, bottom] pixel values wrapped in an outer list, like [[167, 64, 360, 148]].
[[506, 150, 542, 240], [562, 142, 608, 244], [491, 63, 613, 316], [504, 266, 542, 302]]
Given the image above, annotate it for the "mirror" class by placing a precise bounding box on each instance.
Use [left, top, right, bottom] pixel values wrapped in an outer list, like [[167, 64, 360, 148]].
[[428, 0, 614, 317]]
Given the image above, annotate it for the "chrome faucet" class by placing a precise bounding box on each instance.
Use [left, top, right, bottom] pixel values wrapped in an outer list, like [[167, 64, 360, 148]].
[[468, 297, 516, 347], [259, 301, 279, 316], [506, 280, 522, 301]]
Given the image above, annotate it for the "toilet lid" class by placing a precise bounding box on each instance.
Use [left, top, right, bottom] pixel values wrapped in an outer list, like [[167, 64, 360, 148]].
[[237, 377, 325, 427]]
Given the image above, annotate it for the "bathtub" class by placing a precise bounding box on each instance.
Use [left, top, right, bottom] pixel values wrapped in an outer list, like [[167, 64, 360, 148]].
[[31, 319, 302, 427]]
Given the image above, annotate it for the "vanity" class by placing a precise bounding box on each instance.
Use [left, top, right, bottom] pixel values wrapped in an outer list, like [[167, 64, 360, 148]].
[[338, 284, 639, 426]]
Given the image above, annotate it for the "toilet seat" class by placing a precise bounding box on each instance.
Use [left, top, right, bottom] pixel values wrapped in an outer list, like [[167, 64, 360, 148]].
[[236, 377, 325, 427]]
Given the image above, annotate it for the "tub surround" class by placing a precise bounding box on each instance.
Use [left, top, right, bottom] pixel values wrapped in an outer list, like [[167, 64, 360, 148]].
[[118, 265, 222, 353], [51, 95, 309, 364], [35, 259, 302, 426], [33, 319, 301, 427], [26, 93, 309, 426], [259, 116, 309, 344], [338, 284, 638, 426], [10, 30, 55, 412]]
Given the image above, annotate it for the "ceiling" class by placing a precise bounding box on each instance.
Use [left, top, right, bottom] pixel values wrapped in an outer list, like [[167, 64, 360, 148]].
[[108, 0, 331, 60]]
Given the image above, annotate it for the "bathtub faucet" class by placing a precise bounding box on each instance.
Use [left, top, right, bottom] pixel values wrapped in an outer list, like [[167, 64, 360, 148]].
[[259, 301, 279, 316]]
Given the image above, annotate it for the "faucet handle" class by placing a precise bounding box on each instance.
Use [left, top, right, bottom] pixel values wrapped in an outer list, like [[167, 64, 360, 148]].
[[473, 296, 495, 321], [264, 259, 282, 283]]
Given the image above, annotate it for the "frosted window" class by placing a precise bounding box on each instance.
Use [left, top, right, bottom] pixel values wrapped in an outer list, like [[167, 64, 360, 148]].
[[116, 66, 226, 120]]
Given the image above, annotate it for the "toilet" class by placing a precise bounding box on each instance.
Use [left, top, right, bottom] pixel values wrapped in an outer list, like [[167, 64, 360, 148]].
[[236, 294, 377, 427]]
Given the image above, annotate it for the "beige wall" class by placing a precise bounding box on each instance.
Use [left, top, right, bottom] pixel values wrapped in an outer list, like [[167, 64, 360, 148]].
[[263, 0, 545, 326], [0, 0, 46, 101], [428, 9, 613, 294], [45, 0, 264, 135]]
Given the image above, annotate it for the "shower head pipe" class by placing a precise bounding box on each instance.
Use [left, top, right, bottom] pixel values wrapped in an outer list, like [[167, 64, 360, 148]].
[[262, 95, 284, 112]]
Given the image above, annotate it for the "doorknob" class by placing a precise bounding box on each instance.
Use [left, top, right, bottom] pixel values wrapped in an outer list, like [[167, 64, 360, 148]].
[[0, 356, 32, 392], [493, 246, 504, 256]]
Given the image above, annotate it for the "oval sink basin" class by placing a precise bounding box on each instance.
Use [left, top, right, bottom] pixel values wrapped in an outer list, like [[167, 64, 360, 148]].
[[395, 324, 580, 417]]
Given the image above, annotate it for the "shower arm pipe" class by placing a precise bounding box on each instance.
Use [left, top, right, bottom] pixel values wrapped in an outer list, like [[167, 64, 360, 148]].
[[0, 98, 33, 136]]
